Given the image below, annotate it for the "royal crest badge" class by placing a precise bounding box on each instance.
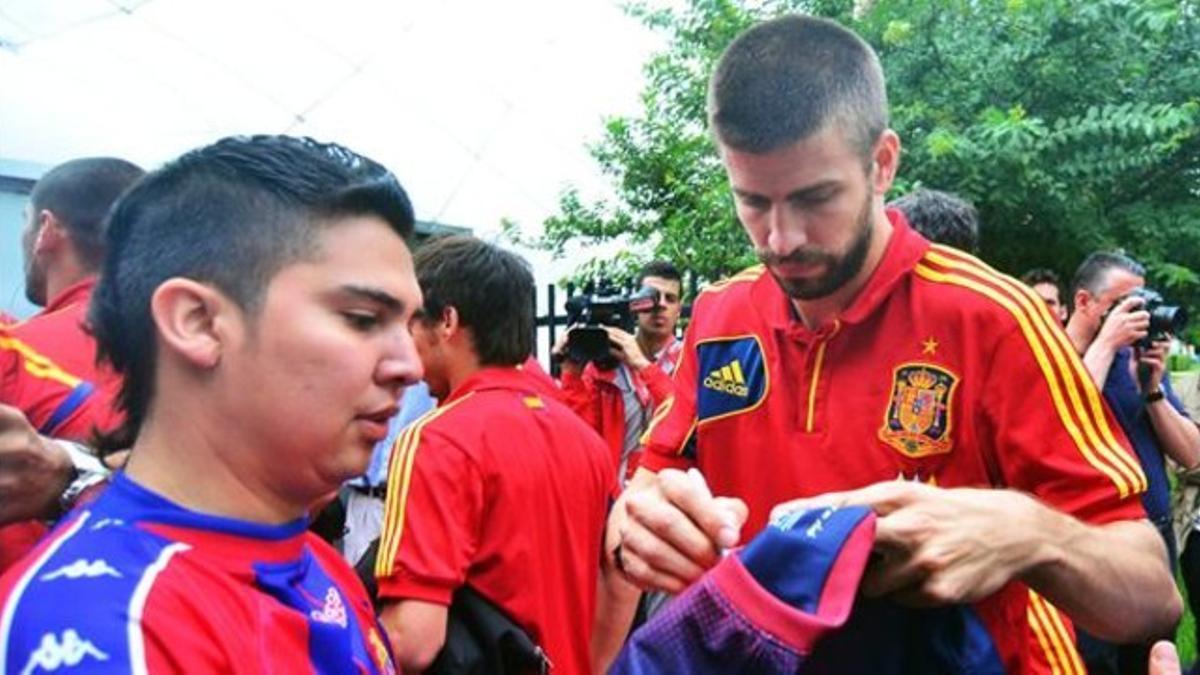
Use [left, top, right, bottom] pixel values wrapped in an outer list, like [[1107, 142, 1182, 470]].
[[878, 363, 959, 458]]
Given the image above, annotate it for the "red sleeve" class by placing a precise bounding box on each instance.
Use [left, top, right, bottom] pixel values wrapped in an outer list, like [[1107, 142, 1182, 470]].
[[639, 362, 676, 409], [559, 366, 608, 439], [980, 326, 1146, 525], [375, 424, 484, 604], [639, 324, 699, 474]]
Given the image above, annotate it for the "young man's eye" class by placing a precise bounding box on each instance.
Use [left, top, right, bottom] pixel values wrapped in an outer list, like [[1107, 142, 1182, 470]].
[[343, 312, 380, 330]]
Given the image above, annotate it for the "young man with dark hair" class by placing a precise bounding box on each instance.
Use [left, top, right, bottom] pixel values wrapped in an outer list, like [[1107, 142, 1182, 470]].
[[375, 235, 612, 674], [888, 187, 980, 254], [1023, 267, 1067, 325], [601, 14, 1179, 673], [558, 260, 684, 485], [1, 135, 420, 673]]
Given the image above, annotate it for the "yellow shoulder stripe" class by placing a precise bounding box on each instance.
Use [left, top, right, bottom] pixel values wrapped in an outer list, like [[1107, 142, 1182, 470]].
[[699, 265, 765, 296], [639, 396, 675, 447], [917, 248, 1145, 496], [375, 393, 474, 579], [1027, 589, 1086, 675], [926, 248, 1144, 489], [0, 335, 83, 388]]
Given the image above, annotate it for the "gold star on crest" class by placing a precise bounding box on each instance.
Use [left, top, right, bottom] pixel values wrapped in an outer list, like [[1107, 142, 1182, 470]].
[[921, 337, 939, 355]]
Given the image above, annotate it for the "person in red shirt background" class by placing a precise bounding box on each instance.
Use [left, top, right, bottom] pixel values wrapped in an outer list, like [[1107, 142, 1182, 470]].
[[558, 260, 684, 486], [0, 157, 143, 571], [3, 156, 143, 438], [376, 235, 613, 675]]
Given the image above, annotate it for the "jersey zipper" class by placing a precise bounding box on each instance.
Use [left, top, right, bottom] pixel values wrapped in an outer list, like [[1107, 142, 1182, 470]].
[[805, 320, 840, 433]]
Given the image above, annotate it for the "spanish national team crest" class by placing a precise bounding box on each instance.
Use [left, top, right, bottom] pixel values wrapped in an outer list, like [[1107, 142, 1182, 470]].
[[878, 363, 959, 458]]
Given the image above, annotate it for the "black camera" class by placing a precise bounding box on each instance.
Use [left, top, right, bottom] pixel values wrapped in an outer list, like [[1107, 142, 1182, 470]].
[[563, 285, 662, 369], [1105, 287, 1188, 350]]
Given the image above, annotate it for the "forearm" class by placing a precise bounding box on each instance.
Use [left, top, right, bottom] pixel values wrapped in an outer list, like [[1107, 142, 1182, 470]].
[[1023, 509, 1180, 641], [378, 599, 448, 672], [1081, 342, 1117, 389], [1146, 403, 1200, 468], [591, 559, 641, 673]]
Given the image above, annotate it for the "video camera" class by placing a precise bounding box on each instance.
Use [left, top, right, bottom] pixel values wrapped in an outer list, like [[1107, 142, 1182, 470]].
[[563, 285, 662, 369], [1104, 287, 1188, 350]]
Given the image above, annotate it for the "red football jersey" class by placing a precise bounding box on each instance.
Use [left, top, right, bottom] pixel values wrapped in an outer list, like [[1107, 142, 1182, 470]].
[[375, 366, 613, 675], [0, 277, 122, 439], [640, 211, 1144, 675]]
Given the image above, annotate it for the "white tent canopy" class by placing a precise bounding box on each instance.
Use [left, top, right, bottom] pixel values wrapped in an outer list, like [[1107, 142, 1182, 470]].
[[0, 0, 661, 234]]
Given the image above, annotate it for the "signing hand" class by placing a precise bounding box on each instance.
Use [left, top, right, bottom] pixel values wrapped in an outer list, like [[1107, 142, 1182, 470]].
[[612, 468, 748, 593]]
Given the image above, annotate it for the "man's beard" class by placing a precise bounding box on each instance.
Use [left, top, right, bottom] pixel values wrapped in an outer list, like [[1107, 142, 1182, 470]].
[[757, 195, 875, 301], [22, 229, 46, 307]]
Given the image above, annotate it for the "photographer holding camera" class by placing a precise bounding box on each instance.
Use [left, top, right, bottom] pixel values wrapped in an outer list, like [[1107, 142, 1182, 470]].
[[555, 261, 684, 487], [1065, 252, 1200, 674]]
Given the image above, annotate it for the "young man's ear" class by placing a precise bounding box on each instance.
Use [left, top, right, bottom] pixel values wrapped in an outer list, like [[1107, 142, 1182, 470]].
[[439, 306, 461, 339], [150, 279, 238, 370]]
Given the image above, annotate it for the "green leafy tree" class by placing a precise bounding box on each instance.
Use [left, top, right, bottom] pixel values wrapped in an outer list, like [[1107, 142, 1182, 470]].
[[533, 0, 1200, 339]]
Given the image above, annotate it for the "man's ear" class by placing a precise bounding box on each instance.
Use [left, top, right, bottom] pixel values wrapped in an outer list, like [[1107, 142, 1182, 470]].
[[149, 279, 236, 370], [32, 210, 67, 256], [1073, 289, 1093, 315], [439, 306, 460, 339], [871, 129, 901, 196]]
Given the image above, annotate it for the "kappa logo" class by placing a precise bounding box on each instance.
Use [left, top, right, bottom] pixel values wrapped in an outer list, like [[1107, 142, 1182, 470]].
[[20, 629, 108, 674], [89, 518, 124, 531], [703, 359, 750, 398], [39, 559, 122, 581], [310, 587, 348, 628]]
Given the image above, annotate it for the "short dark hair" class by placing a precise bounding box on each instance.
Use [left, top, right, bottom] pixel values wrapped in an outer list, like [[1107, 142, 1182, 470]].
[[30, 157, 144, 270], [1070, 252, 1145, 296], [413, 235, 533, 366], [708, 15, 888, 159], [890, 189, 979, 253], [91, 135, 413, 451], [638, 260, 682, 288], [1021, 268, 1061, 289]]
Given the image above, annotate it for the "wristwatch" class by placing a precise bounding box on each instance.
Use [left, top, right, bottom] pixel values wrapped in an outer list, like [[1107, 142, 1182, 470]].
[[1145, 390, 1165, 404], [54, 441, 111, 517]]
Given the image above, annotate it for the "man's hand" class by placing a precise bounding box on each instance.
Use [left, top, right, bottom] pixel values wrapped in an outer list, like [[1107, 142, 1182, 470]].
[[1149, 641, 1181, 675], [0, 403, 73, 524], [1094, 295, 1150, 353], [770, 481, 1044, 605], [551, 325, 584, 375], [604, 326, 651, 371], [611, 468, 748, 593], [1138, 338, 1171, 393]]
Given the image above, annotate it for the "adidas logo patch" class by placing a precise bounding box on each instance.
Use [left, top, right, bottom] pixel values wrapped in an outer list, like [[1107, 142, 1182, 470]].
[[703, 359, 749, 397]]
